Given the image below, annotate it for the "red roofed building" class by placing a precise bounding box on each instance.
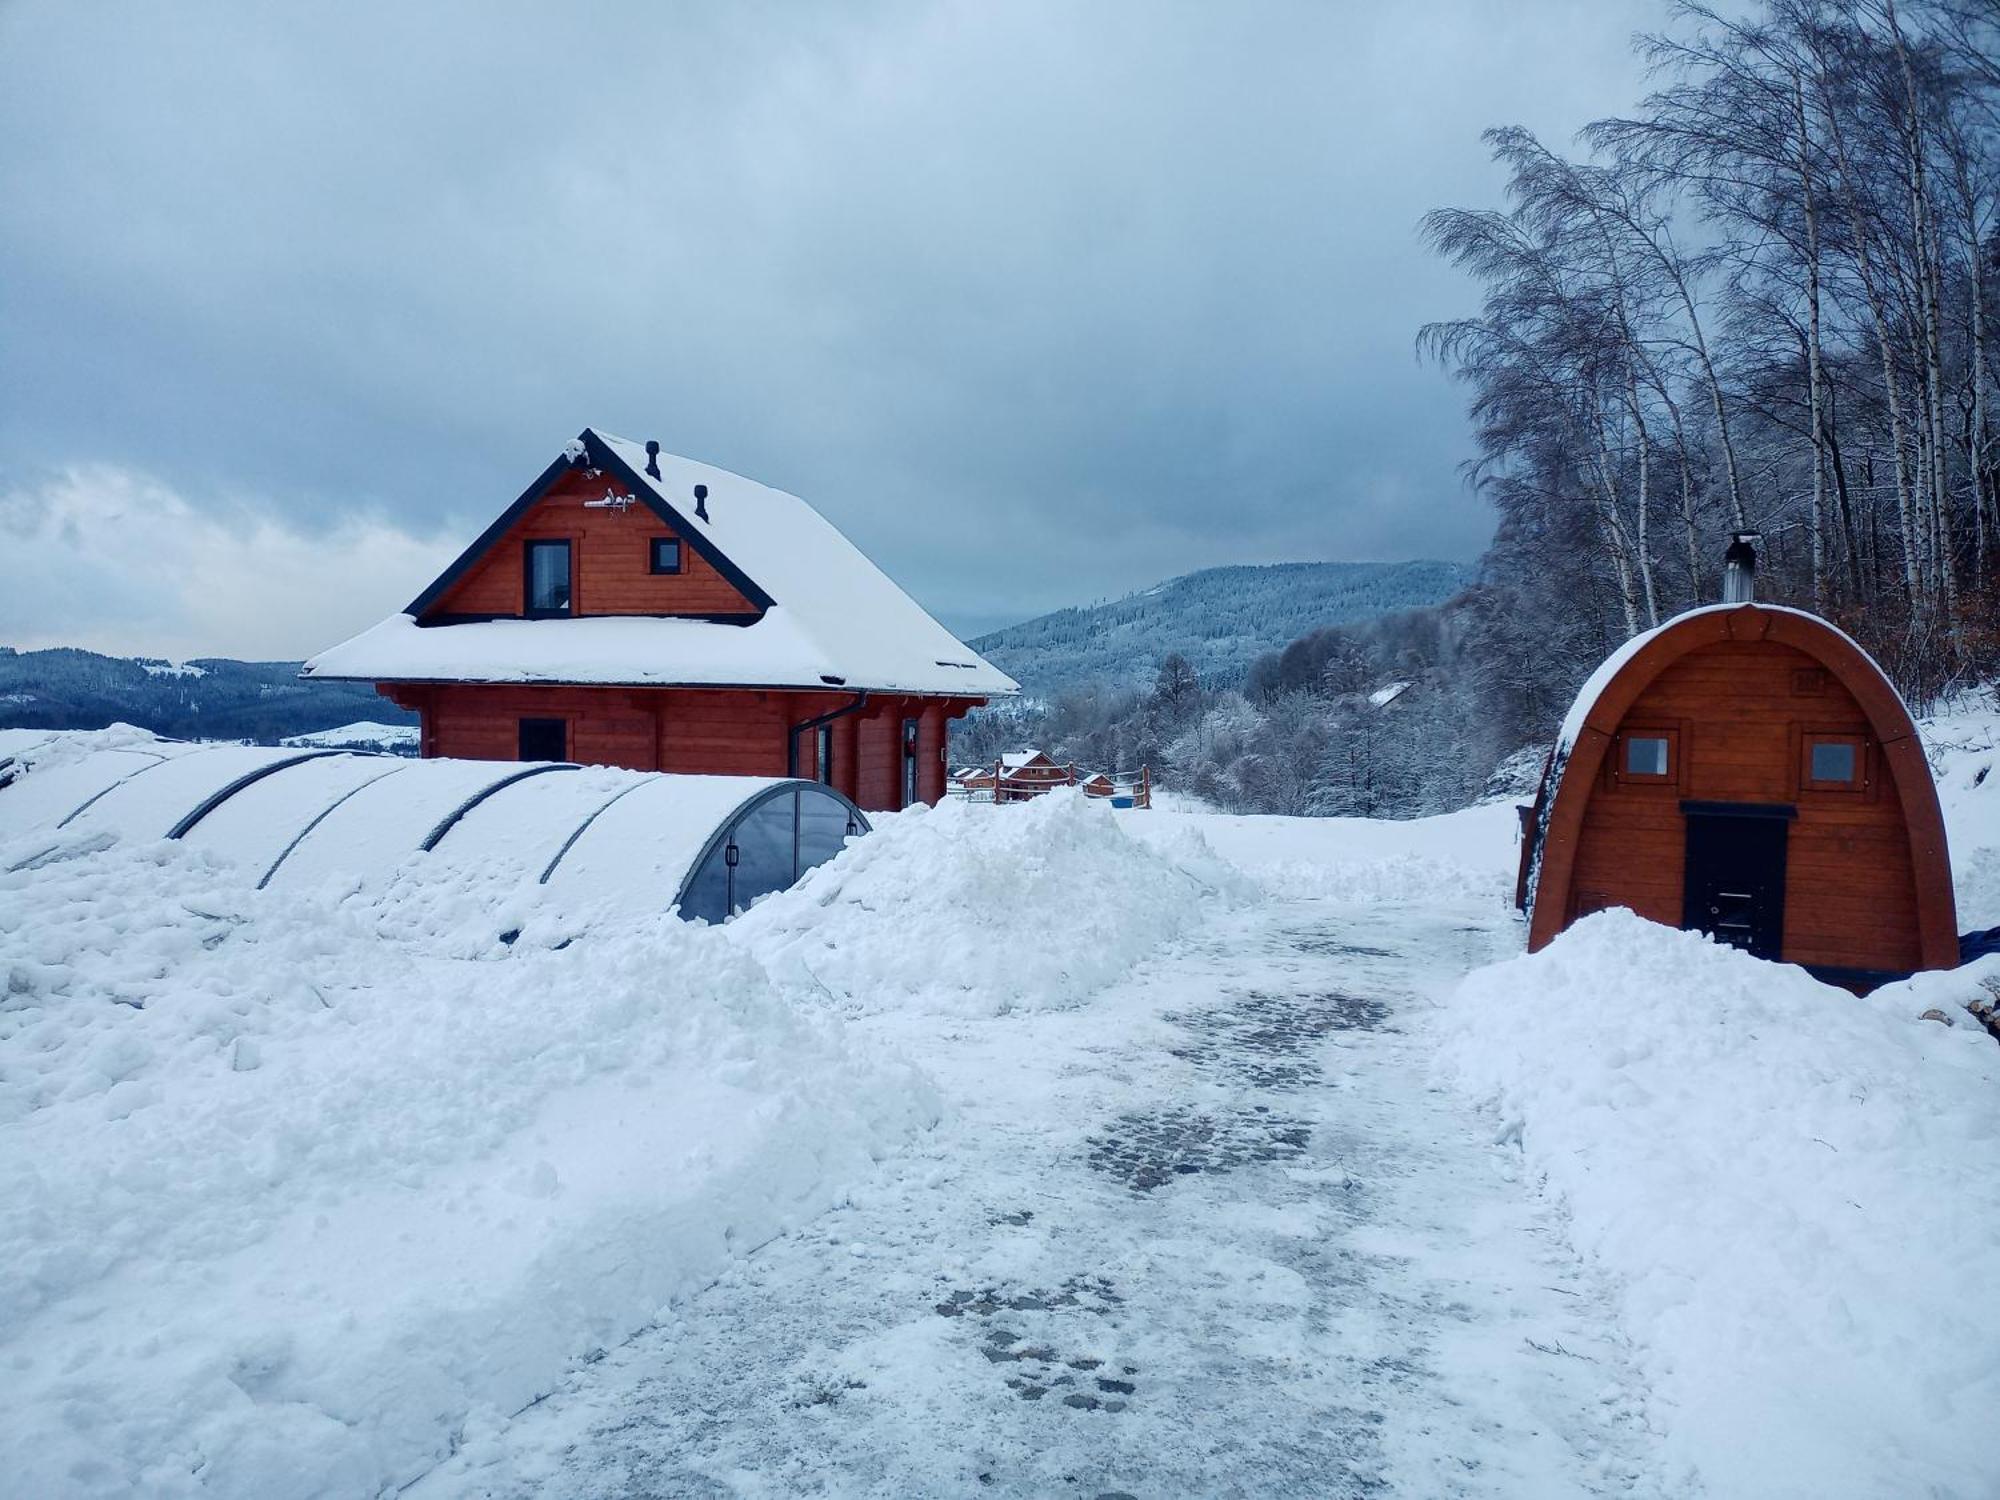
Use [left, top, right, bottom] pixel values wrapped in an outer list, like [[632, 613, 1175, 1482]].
[[304, 429, 1016, 810]]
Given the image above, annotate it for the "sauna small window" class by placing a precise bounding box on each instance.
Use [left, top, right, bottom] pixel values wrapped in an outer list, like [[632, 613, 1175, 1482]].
[[1617, 728, 1676, 784], [649, 538, 682, 575], [1804, 734, 1865, 791]]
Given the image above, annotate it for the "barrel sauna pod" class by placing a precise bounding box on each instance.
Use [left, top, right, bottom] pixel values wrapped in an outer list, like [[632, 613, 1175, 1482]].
[[1517, 602, 1956, 989]]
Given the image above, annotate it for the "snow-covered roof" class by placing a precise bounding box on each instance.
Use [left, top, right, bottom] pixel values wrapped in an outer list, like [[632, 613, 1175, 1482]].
[[1556, 602, 1916, 753], [1367, 680, 1412, 708], [303, 429, 1017, 699]]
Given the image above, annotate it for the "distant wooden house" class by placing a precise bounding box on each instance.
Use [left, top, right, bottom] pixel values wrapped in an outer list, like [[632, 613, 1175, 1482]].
[[303, 429, 1017, 811], [996, 750, 1075, 802], [953, 765, 998, 796], [1517, 548, 1955, 988], [1079, 772, 1116, 798]]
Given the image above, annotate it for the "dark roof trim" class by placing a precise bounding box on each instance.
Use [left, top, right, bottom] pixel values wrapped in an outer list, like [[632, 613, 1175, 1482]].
[[406, 454, 573, 616], [303, 670, 991, 700], [401, 429, 776, 619], [416, 610, 764, 628], [578, 430, 774, 611]]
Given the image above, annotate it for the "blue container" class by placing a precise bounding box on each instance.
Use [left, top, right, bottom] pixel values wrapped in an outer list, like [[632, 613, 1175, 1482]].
[[1110, 795, 1135, 809]]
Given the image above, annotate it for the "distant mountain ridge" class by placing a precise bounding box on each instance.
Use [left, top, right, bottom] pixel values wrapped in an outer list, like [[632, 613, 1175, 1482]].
[[971, 560, 1474, 700], [0, 559, 1473, 739], [0, 647, 411, 743]]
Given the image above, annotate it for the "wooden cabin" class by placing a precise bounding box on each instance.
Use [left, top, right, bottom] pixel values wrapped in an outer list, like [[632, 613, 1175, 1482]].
[[1080, 772, 1116, 798], [995, 750, 1076, 802], [303, 429, 1017, 812], [1517, 597, 1956, 989]]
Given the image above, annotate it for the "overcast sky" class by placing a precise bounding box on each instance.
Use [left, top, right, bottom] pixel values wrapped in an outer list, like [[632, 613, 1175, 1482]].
[[0, 0, 1662, 659]]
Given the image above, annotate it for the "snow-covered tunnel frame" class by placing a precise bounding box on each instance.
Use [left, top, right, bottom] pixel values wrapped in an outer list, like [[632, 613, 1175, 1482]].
[[665, 779, 871, 924], [51, 745, 182, 828], [0, 737, 873, 920], [253, 759, 414, 889], [416, 763, 577, 852], [165, 750, 347, 840]]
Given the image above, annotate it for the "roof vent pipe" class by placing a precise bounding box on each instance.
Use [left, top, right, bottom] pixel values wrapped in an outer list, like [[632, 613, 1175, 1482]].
[[644, 440, 661, 479], [1723, 531, 1760, 604], [693, 483, 709, 523]]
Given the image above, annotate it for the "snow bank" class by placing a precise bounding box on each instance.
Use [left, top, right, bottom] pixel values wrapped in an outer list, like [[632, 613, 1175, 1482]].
[[1128, 800, 1518, 907], [1438, 911, 2000, 1500], [1921, 690, 2000, 929], [732, 790, 1248, 1015], [0, 832, 936, 1498]]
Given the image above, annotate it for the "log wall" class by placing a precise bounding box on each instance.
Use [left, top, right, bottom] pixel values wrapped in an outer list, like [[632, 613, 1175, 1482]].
[[429, 468, 755, 618], [1564, 637, 1922, 972], [380, 683, 976, 811]]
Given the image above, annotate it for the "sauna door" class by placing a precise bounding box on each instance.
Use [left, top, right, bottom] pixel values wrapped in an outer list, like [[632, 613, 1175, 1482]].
[[1681, 804, 1792, 960]]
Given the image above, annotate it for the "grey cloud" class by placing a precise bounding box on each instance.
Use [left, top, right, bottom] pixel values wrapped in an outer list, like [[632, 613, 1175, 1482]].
[[0, 0, 1661, 650]]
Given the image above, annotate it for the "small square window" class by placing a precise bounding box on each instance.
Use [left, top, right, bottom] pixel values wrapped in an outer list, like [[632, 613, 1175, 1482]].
[[518, 717, 567, 762], [649, 537, 682, 575], [1626, 736, 1670, 778], [1807, 737, 1861, 787]]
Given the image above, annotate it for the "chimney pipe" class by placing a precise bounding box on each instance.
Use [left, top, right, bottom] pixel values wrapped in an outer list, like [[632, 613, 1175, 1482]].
[[693, 482, 709, 522], [644, 439, 661, 480], [1723, 531, 1760, 604]]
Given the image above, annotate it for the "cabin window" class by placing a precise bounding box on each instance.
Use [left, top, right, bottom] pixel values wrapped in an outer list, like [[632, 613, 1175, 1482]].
[[1627, 737, 1669, 776], [1804, 733, 1866, 791], [649, 538, 682, 575], [1615, 727, 1677, 785], [518, 717, 567, 762], [901, 717, 920, 808], [525, 540, 572, 617], [816, 723, 834, 784]]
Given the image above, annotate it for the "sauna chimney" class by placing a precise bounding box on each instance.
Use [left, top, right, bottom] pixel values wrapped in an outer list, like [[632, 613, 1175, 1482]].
[[694, 482, 709, 522], [644, 439, 662, 479], [1723, 532, 1760, 604]]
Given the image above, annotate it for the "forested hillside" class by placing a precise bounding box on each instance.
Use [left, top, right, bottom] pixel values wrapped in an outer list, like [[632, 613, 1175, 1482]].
[[970, 560, 1471, 701], [968, 0, 2000, 819], [0, 647, 410, 742]]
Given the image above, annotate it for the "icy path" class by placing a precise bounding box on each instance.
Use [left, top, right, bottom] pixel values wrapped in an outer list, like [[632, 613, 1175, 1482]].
[[418, 898, 1664, 1498]]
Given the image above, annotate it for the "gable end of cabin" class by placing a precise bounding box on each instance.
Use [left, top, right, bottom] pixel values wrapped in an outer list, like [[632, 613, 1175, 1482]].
[[1521, 604, 1956, 986]]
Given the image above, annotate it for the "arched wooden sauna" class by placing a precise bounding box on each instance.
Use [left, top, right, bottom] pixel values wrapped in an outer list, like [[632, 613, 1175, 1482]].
[[1518, 601, 1956, 987]]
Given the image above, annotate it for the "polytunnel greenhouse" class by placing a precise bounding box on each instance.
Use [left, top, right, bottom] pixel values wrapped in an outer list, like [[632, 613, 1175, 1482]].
[[0, 732, 870, 922]]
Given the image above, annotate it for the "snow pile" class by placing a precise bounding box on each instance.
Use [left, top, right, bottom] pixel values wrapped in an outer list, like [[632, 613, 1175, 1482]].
[[1129, 800, 1518, 907], [1, 719, 169, 771], [1438, 910, 2000, 1500], [734, 790, 1248, 1015], [1920, 689, 2000, 928], [0, 832, 936, 1499]]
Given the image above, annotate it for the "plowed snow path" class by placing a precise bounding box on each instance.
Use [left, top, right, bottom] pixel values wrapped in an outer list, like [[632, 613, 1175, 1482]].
[[418, 899, 1667, 1498]]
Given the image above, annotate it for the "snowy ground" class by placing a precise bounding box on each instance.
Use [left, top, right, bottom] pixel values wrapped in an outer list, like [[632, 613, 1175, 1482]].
[[418, 823, 1662, 1498], [5, 725, 1998, 1498]]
